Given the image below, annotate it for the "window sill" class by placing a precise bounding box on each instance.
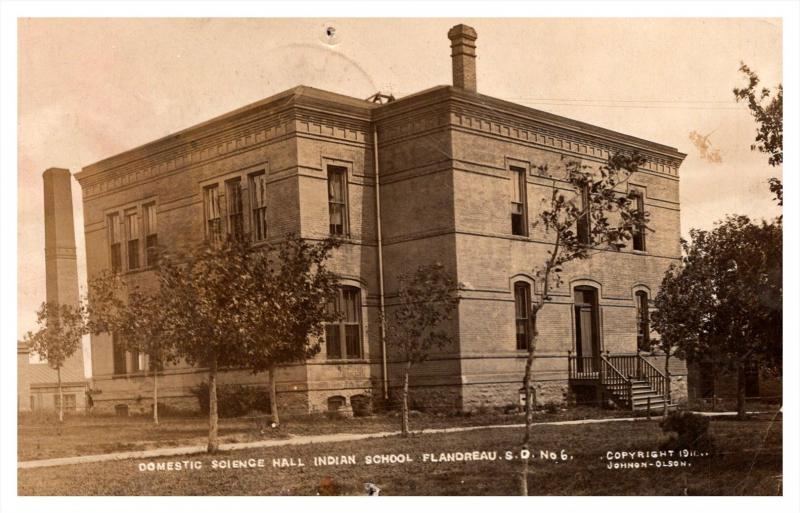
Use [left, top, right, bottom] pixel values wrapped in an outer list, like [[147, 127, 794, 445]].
[[325, 358, 368, 364], [111, 371, 148, 379], [508, 233, 530, 241]]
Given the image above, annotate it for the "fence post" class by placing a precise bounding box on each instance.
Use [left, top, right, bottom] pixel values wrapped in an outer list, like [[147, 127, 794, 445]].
[[628, 380, 633, 410], [567, 350, 572, 379], [636, 352, 642, 379], [646, 397, 651, 419]]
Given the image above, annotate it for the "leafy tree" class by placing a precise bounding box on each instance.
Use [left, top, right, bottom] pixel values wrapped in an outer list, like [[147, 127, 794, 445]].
[[24, 302, 88, 422], [519, 152, 649, 495], [385, 263, 459, 437], [733, 62, 783, 204], [652, 216, 781, 419], [245, 234, 341, 427], [156, 236, 257, 452], [88, 271, 176, 425], [650, 265, 694, 412]]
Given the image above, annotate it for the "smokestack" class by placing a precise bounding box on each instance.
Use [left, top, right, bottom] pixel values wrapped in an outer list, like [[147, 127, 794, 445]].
[[43, 167, 79, 308], [447, 24, 478, 92]]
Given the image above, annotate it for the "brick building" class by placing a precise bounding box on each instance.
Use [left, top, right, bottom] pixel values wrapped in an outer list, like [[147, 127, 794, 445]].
[[75, 25, 687, 415]]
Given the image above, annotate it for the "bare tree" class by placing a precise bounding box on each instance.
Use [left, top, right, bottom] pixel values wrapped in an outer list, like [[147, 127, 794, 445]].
[[519, 152, 649, 495], [386, 263, 459, 437]]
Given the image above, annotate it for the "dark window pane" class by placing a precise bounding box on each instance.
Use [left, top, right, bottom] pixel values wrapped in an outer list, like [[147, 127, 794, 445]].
[[510, 166, 527, 236], [127, 240, 139, 270], [112, 334, 126, 375], [110, 243, 122, 273], [226, 179, 244, 238], [577, 185, 591, 244], [636, 291, 650, 351], [204, 185, 222, 243], [250, 172, 269, 241], [632, 193, 646, 251], [329, 204, 344, 235], [146, 234, 158, 266], [345, 324, 361, 358], [131, 350, 140, 372], [325, 325, 341, 359], [514, 283, 531, 350], [327, 166, 348, 235]]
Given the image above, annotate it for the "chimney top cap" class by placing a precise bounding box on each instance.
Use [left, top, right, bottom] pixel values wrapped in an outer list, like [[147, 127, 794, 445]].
[[42, 167, 71, 177], [448, 24, 477, 41]]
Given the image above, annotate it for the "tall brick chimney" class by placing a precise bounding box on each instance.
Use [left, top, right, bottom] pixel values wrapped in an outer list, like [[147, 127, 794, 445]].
[[43, 168, 79, 308], [42, 167, 86, 380], [447, 24, 478, 92]]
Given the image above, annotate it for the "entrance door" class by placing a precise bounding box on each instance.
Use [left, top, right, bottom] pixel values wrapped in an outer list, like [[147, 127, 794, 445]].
[[574, 287, 600, 372]]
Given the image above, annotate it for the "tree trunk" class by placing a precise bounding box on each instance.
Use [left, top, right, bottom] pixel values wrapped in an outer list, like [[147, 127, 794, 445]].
[[401, 360, 412, 437], [736, 362, 747, 419], [664, 353, 671, 416], [207, 356, 219, 453], [153, 368, 159, 426], [269, 364, 279, 428], [57, 366, 64, 423], [519, 344, 536, 496]]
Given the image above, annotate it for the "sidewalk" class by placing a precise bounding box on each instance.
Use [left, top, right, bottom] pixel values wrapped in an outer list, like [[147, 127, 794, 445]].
[[17, 411, 766, 470]]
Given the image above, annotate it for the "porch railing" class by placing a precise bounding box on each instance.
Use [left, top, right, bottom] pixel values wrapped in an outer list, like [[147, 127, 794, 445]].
[[568, 352, 669, 406], [598, 355, 631, 407], [638, 355, 668, 399]]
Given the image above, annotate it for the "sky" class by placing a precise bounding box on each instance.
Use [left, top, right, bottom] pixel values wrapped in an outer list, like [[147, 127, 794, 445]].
[[16, 18, 783, 373]]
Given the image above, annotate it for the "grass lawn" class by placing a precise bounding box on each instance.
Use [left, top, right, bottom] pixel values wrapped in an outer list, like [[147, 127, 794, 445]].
[[18, 406, 634, 461], [18, 414, 781, 496]]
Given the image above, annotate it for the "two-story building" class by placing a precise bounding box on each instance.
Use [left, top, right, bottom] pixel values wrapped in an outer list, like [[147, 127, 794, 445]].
[[75, 24, 687, 415]]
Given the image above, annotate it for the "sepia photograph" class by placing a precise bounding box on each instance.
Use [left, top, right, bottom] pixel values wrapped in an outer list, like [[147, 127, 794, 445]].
[[3, 2, 797, 505]]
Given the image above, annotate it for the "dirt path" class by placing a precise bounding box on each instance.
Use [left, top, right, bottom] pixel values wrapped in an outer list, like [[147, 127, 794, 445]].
[[17, 411, 762, 470]]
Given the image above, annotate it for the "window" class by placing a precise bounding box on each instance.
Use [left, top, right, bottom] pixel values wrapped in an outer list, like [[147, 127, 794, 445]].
[[325, 286, 362, 359], [576, 184, 591, 244], [514, 282, 532, 350], [125, 209, 140, 270], [632, 191, 646, 251], [108, 213, 122, 273], [226, 178, 244, 239], [112, 333, 126, 375], [510, 166, 528, 236], [54, 394, 77, 411], [143, 203, 158, 267], [327, 166, 348, 236], [204, 185, 222, 243], [636, 291, 650, 352], [250, 171, 268, 241], [130, 349, 141, 373]]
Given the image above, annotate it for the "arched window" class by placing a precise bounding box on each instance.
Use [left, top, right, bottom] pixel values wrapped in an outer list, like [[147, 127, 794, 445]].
[[325, 286, 362, 359], [635, 290, 650, 351], [514, 282, 532, 350]]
